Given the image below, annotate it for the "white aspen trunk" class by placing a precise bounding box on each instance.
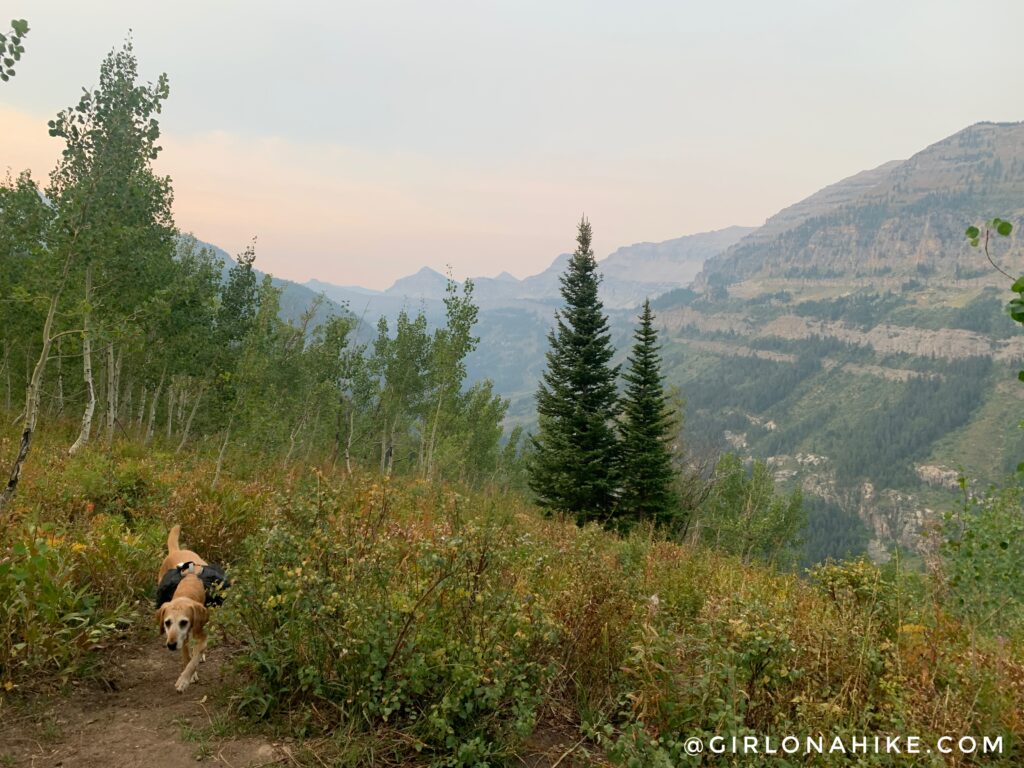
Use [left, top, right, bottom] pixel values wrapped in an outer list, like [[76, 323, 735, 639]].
[[3, 340, 10, 412], [111, 346, 123, 439], [123, 380, 132, 435], [54, 336, 65, 417], [103, 341, 114, 445], [137, 383, 148, 430], [145, 368, 165, 445], [104, 342, 120, 447], [284, 407, 309, 466], [345, 407, 354, 476], [165, 381, 176, 441], [175, 383, 205, 454], [386, 416, 399, 477], [69, 266, 96, 457], [212, 425, 231, 488], [176, 382, 187, 431], [303, 405, 321, 463], [331, 400, 343, 470], [424, 388, 445, 480], [1, 250, 75, 514]]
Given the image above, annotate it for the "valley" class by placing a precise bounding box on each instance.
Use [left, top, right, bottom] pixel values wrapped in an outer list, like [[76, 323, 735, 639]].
[[239, 121, 1024, 564]]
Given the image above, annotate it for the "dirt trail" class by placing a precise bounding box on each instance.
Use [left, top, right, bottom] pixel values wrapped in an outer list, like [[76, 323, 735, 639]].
[[0, 643, 284, 768], [1, 644, 593, 767]]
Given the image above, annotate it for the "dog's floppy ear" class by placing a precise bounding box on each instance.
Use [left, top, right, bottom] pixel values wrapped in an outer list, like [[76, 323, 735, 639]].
[[156, 604, 167, 635], [189, 602, 209, 634]]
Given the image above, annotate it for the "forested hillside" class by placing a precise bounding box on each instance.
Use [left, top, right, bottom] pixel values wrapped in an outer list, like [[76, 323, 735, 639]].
[[272, 123, 1024, 563], [650, 123, 1024, 561]]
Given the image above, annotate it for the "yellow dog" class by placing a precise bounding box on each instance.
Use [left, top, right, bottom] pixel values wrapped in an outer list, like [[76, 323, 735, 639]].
[[156, 525, 209, 692]]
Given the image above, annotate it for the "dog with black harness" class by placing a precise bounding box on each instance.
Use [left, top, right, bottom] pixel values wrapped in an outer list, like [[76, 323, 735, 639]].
[[155, 561, 231, 608], [155, 525, 231, 692]]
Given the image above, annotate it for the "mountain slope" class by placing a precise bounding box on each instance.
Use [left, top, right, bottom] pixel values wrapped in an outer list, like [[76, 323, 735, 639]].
[[191, 239, 349, 329], [700, 122, 1024, 286], [662, 122, 1024, 561]]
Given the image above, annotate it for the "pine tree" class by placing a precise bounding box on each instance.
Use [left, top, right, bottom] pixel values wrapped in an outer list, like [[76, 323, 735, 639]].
[[530, 217, 620, 524], [618, 299, 680, 529]]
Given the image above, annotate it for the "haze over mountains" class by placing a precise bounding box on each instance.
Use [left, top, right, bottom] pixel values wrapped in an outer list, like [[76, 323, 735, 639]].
[[199, 121, 1024, 562], [306, 224, 755, 313]]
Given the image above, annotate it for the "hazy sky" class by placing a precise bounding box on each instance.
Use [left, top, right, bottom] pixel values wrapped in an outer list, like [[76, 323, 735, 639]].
[[2, 1, 1023, 289]]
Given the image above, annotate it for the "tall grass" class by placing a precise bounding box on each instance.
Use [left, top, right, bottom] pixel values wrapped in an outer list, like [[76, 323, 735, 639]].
[[1, 428, 1022, 765]]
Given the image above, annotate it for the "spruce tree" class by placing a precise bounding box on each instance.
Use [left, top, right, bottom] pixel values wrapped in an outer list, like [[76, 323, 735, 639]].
[[530, 217, 621, 524], [618, 299, 680, 528]]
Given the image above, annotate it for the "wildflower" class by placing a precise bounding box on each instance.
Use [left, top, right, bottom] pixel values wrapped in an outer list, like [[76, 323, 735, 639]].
[[71, 542, 87, 553]]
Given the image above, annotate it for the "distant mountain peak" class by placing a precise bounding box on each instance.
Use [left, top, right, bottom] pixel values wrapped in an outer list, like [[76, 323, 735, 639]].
[[416, 266, 446, 277], [386, 265, 452, 297]]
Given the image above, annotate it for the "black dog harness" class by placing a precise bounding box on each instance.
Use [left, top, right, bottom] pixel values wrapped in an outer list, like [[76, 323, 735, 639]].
[[155, 561, 231, 608]]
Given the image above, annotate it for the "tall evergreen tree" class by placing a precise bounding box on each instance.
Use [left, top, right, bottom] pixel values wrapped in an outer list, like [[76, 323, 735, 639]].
[[618, 300, 680, 529], [530, 217, 620, 524]]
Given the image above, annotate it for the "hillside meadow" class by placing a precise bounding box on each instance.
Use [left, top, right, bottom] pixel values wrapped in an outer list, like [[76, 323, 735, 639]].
[[1, 424, 1022, 767]]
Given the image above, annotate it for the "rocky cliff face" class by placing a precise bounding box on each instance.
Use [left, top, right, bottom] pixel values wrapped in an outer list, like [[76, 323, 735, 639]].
[[698, 122, 1024, 286], [660, 308, 1024, 361]]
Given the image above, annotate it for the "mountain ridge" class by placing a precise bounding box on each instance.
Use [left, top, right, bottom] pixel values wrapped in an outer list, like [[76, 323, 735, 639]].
[[303, 225, 755, 311], [698, 121, 1024, 287]]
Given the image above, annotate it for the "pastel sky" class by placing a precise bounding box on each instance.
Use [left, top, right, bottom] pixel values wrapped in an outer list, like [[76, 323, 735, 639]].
[[2, 1, 1023, 289]]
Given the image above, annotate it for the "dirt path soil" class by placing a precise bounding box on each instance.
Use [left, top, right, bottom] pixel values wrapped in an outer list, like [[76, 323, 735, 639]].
[[0, 643, 284, 768], [0, 644, 598, 767]]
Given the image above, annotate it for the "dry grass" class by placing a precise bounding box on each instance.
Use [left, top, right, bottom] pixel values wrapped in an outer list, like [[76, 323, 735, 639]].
[[1, 427, 1022, 765]]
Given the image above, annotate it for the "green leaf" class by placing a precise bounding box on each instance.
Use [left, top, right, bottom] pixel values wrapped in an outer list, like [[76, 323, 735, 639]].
[[1018, 370, 1024, 383], [1012, 276, 1024, 293], [965, 225, 981, 239], [997, 220, 1013, 237], [1010, 298, 1024, 319], [10, 19, 29, 36]]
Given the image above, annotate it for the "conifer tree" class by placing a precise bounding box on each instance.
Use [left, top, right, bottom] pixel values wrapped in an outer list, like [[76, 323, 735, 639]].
[[618, 299, 680, 528], [530, 217, 620, 524]]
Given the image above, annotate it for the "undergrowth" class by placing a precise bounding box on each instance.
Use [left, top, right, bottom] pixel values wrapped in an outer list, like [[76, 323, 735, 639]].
[[1, 428, 1022, 766]]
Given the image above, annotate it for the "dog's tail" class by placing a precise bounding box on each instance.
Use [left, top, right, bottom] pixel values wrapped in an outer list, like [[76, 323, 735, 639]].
[[167, 525, 181, 553]]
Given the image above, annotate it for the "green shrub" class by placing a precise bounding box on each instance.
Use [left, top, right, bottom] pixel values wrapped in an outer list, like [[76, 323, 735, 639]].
[[940, 483, 1024, 636], [0, 526, 135, 690], [223, 477, 558, 765]]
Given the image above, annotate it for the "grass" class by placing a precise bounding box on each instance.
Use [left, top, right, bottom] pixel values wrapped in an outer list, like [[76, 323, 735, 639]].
[[175, 714, 234, 761], [1, 427, 1023, 766]]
